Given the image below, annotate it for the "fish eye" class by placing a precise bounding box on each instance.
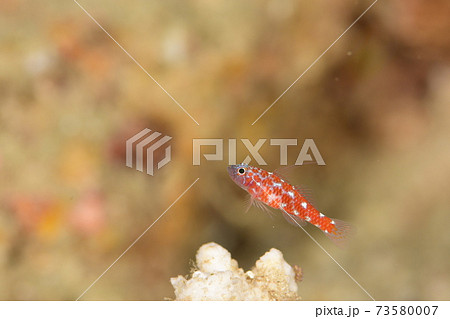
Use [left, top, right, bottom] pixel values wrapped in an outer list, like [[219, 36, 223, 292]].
[[238, 168, 246, 175]]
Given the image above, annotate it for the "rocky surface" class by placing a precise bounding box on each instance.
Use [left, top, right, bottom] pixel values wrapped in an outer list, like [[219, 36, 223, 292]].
[[171, 242, 301, 301]]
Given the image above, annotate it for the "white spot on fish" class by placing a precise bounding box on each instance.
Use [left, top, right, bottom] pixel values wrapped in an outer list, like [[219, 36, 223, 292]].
[[305, 216, 311, 222], [273, 182, 282, 187], [324, 230, 329, 233], [331, 220, 335, 225], [294, 210, 299, 216], [281, 203, 287, 208], [319, 213, 324, 218], [288, 191, 295, 198], [268, 193, 278, 203], [301, 202, 307, 209]]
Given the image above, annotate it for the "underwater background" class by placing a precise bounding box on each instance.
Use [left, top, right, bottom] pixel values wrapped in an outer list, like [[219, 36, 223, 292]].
[[1, 0, 449, 300]]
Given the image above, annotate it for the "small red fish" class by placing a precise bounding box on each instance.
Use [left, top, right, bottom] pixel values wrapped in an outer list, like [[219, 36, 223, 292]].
[[227, 163, 353, 246]]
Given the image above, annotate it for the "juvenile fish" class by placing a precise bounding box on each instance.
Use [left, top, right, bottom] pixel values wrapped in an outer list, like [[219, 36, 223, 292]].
[[227, 163, 353, 246]]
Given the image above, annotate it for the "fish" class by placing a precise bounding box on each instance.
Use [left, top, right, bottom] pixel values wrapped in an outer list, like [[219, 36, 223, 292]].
[[227, 163, 353, 246]]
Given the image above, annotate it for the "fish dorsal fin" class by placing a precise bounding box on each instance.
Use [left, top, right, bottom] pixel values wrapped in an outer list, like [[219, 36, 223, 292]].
[[273, 167, 316, 205], [294, 185, 315, 205], [282, 211, 307, 227], [273, 163, 316, 180], [273, 165, 295, 183]]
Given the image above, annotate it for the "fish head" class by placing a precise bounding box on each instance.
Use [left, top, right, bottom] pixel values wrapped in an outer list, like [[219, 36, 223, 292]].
[[227, 163, 254, 191]]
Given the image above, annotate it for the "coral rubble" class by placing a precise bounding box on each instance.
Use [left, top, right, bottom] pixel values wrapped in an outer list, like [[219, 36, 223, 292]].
[[170, 242, 300, 301]]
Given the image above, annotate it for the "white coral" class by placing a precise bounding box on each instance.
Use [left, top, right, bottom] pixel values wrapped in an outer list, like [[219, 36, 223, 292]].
[[170, 242, 300, 301]]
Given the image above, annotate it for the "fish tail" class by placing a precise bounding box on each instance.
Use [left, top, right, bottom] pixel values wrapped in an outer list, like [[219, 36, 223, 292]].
[[324, 218, 355, 248]]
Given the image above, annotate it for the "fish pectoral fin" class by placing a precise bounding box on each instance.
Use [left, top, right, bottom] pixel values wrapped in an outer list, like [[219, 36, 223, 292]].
[[282, 211, 307, 227], [244, 195, 253, 213], [254, 197, 275, 218], [246, 195, 274, 217]]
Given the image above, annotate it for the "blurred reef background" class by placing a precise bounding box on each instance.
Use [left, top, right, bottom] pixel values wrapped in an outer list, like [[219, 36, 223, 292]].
[[0, 0, 449, 300]]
